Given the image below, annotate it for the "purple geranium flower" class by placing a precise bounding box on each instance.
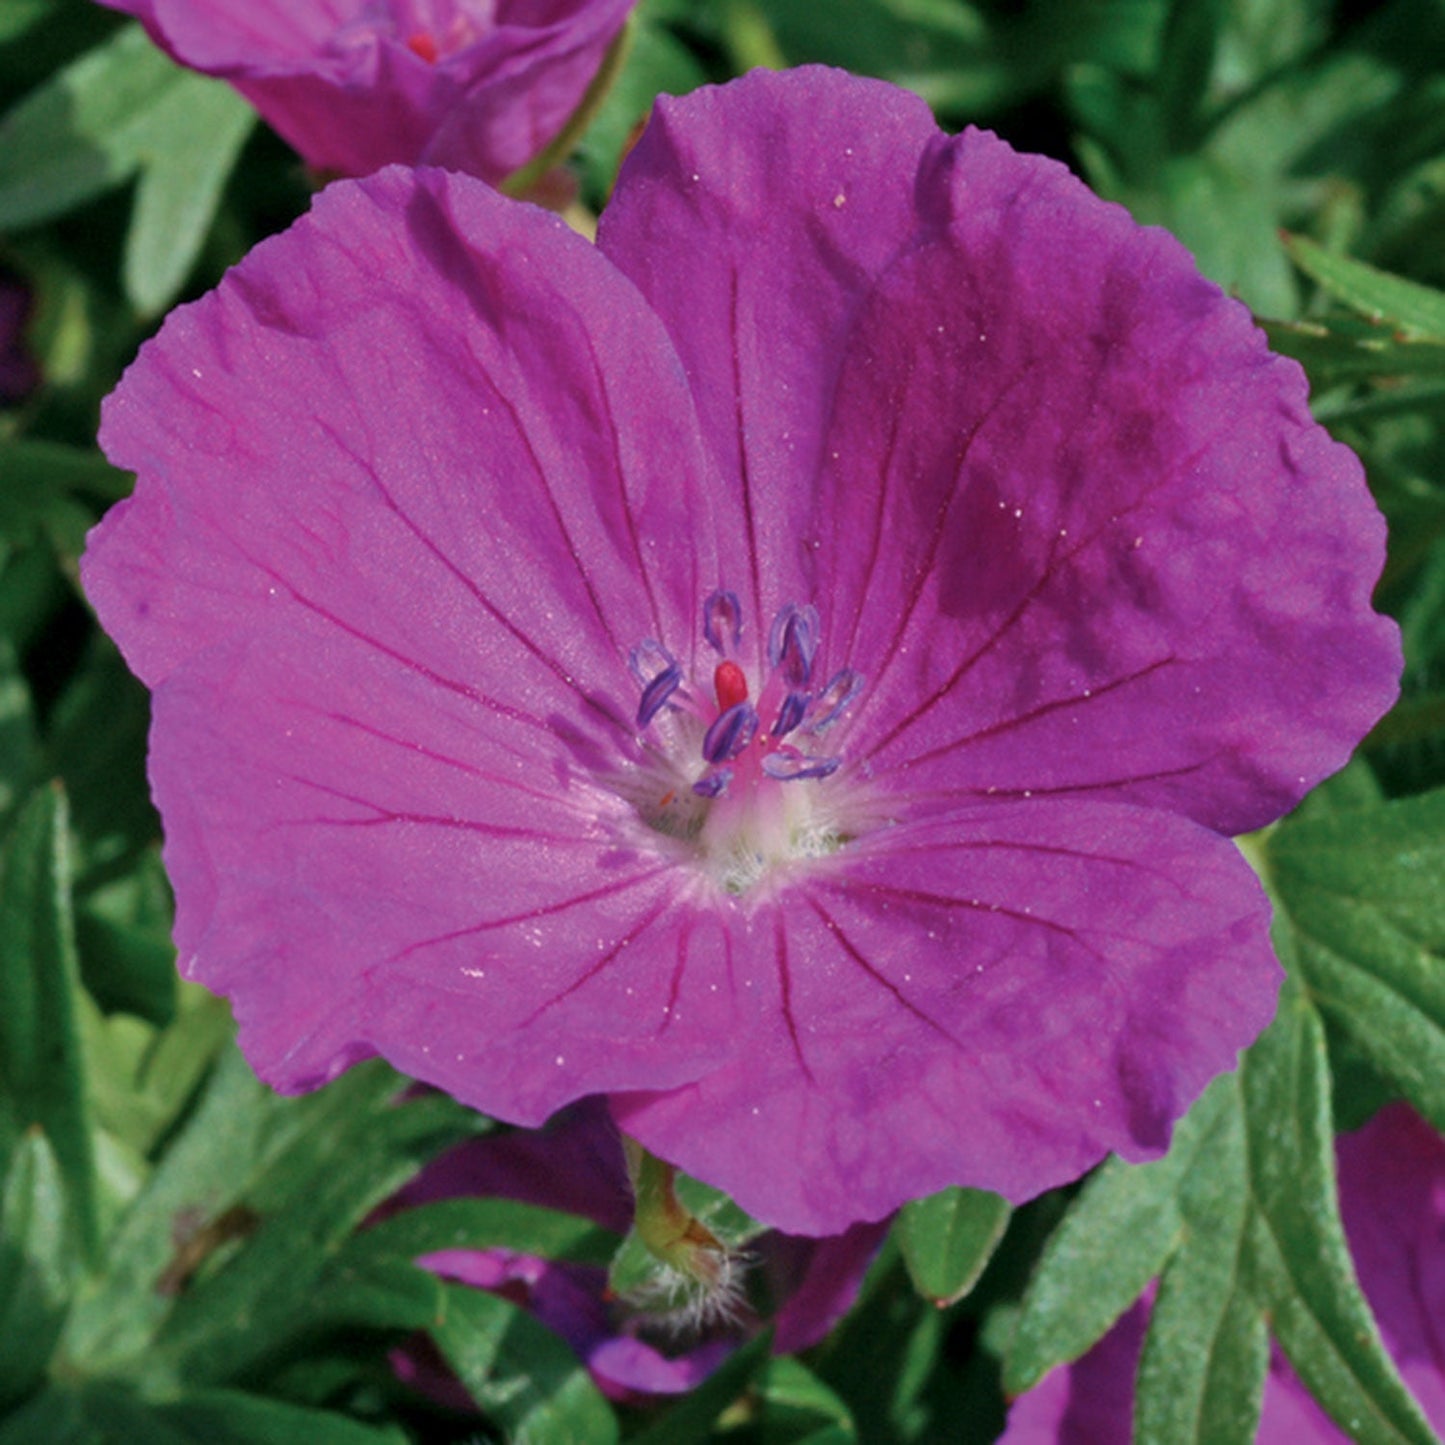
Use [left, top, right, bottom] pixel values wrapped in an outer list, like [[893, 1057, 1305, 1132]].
[[384, 1100, 883, 1402], [96, 0, 634, 183], [1001, 1103, 1445, 1442], [82, 68, 1399, 1235]]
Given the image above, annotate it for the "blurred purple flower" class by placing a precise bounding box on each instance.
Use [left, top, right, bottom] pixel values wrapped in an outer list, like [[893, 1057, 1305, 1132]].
[[0, 272, 39, 405], [96, 0, 634, 182], [386, 1101, 882, 1402], [83, 69, 1399, 1234], [1001, 1103, 1445, 1442]]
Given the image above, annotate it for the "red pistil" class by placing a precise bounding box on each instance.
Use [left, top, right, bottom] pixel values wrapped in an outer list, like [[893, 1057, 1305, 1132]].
[[406, 31, 440, 62], [714, 660, 748, 712]]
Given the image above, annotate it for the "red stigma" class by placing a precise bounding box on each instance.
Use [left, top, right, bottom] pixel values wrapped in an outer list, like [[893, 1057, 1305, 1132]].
[[406, 30, 440, 62], [714, 660, 748, 712]]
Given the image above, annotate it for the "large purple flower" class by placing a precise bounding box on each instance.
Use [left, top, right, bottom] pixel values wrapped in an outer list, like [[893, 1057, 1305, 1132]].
[[1000, 1104, 1445, 1442], [96, 0, 634, 182], [385, 1101, 883, 1401], [82, 68, 1399, 1235]]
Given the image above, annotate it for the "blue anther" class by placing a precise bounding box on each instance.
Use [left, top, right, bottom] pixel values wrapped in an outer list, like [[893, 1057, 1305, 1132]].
[[808, 667, 864, 733], [772, 691, 809, 738], [629, 638, 678, 690], [692, 768, 733, 798], [762, 748, 841, 782], [637, 667, 683, 726], [702, 701, 759, 764], [768, 603, 819, 688], [630, 640, 683, 726], [702, 590, 743, 656]]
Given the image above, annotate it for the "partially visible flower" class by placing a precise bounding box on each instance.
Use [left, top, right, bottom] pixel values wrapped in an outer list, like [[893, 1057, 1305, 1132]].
[[95, 0, 634, 183], [0, 271, 39, 405], [386, 1101, 883, 1401], [84, 69, 1399, 1235], [1000, 1103, 1445, 1442]]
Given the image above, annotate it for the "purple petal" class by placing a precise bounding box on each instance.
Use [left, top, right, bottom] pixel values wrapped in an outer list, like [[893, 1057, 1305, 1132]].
[[96, 0, 635, 181], [768, 1220, 887, 1355], [613, 799, 1279, 1234], [603, 70, 1398, 834], [811, 126, 1398, 835], [393, 1099, 634, 1234], [86, 168, 735, 1118], [597, 67, 941, 641]]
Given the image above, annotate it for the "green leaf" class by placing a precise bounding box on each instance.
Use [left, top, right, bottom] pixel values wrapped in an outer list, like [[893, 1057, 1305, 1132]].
[[45, 634, 157, 879], [0, 24, 179, 230], [138, 1072, 481, 1388], [122, 80, 255, 316], [1240, 982, 1438, 1445], [1265, 786, 1445, 1133], [80, 983, 229, 1157], [0, 1130, 82, 1411], [628, 1329, 772, 1445], [354, 1195, 618, 1270], [895, 1185, 1010, 1307], [0, 785, 99, 1260], [0, 440, 133, 506], [431, 1281, 619, 1445], [751, 1354, 858, 1440], [0, 1382, 409, 1445], [1134, 1075, 1266, 1445], [145, 1387, 410, 1444], [1287, 233, 1445, 340], [0, 637, 38, 833], [1155, 0, 1225, 147], [1003, 1077, 1232, 1394], [74, 851, 178, 1027], [0, 0, 53, 44], [0, 452, 94, 555], [1260, 316, 1445, 386], [1010, 976, 1441, 1444], [58, 1050, 479, 1380]]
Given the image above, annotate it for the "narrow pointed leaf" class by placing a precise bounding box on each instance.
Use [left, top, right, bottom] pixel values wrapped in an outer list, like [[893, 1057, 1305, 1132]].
[[431, 1281, 619, 1445], [1287, 233, 1445, 339], [0, 785, 98, 1259], [0, 638, 37, 832], [1134, 1075, 1266, 1445], [1241, 981, 1438, 1445], [1004, 1077, 1233, 1394], [0, 1131, 81, 1410]]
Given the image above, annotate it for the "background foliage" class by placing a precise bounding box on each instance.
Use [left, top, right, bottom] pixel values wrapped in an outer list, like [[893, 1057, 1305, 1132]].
[[2, 0, 1445, 1440]]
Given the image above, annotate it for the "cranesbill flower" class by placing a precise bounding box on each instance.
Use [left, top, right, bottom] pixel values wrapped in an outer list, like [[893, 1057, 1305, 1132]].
[[385, 1101, 883, 1401], [94, 0, 635, 183], [999, 1103, 1445, 1442], [83, 68, 1399, 1235]]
